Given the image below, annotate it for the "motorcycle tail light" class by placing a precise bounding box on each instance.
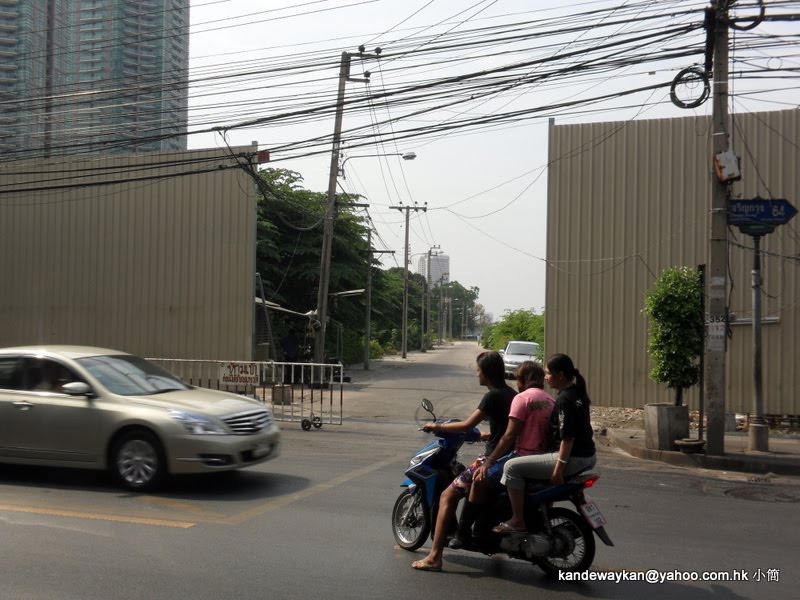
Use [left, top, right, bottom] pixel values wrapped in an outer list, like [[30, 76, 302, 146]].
[[582, 475, 599, 488]]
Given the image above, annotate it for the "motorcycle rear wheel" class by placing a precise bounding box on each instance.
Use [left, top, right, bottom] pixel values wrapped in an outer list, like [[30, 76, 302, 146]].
[[392, 489, 430, 551], [535, 507, 596, 575]]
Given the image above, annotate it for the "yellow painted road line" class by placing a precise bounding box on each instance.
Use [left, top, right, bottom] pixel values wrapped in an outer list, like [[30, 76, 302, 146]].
[[224, 457, 399, 525], [0, 503, 195, 528], [139, 496, 227, 520]]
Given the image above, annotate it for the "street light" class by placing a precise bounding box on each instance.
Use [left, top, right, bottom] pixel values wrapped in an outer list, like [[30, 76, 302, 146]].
[[330, 288, 365, 297], [316, 146, 417, 365], [339, 152, 416, 179]]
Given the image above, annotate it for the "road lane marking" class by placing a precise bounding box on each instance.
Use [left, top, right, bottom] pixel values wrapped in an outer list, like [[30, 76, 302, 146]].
[[0, 457, 402, 528], [0, 503, 195, 528], [223, 457, 400, 525], [139, 496, 227, 520]]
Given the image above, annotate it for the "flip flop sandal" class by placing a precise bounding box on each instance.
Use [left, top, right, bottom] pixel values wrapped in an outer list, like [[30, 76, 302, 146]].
[[412, 560, 442, 572], [492, 521, 526, 534]]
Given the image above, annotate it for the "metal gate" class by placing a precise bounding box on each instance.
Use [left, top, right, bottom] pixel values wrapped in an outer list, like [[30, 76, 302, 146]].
[[148, 358, 344, 430]]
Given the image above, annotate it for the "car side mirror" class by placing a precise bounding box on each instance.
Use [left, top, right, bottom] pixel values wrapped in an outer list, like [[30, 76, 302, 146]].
[[498, 349, 504, 355], [62, 381, 93, 397]]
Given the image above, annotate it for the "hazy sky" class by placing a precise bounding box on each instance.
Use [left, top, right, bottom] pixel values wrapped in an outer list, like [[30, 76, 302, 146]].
[[186, 0, 793, 319]]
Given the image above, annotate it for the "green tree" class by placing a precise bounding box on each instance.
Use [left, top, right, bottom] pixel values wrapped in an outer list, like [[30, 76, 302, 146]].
[[430, 281, 479, 340], [643, 266, 704, 406], [255, 167, 487, 363], [256, 168, 370, 360], [369, 267, 405, 352], [481, 309, 544, 350]]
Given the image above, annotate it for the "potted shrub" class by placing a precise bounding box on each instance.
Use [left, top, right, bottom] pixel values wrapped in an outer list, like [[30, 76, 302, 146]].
[[643, 266, 704, 450]]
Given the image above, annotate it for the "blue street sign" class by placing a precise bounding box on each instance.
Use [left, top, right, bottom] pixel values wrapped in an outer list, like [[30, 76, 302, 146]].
[[728, 197, 797, 226]]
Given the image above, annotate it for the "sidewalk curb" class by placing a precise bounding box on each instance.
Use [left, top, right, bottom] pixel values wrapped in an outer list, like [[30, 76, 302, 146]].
[[605, 429, 800, 477]]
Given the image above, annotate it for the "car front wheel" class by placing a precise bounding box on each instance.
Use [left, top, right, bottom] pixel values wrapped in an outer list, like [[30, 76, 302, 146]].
[[111, 430, 166, 492]]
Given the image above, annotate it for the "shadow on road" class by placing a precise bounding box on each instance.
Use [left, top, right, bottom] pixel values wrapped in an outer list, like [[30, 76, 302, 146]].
[[0, 463, 311, 503]]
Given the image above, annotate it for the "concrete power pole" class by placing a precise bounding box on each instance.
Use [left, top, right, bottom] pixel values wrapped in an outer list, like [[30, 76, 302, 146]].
[[426, 246, 440, 348], [391, 203, 427, 358], [420, 283, 426, 351], [363, 227, 394, 370], [705, 1, 730, 456], [364, 228, 372, 371], [315, 52, 369, 365]]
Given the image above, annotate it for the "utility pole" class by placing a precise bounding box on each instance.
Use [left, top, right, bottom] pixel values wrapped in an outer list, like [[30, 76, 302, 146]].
[[347, 202, 376, 371], [420, 282, 426, 351], [363, 227, 394, 370], [427, 246, 440, 348], [439, 282, 444, 343], [448, 295, 453, 341], [437, 273, 448, 343], [365, 228, 372, 371], [749, 235, 767, 450], [391, 203, 427, 358], [705, 0, 730, 456], [314, 51, 369, 365]]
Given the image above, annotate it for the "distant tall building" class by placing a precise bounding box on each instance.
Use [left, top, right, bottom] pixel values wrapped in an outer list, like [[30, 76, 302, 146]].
[[0, 0, 189, 157], [418, 253, 450, 287]]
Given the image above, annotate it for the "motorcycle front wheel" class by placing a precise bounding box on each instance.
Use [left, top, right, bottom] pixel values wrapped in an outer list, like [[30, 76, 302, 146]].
[[535, 507, 596, 576], [392, 489, 430, 551]]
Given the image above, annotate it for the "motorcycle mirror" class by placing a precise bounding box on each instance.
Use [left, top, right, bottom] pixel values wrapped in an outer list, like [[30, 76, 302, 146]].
[[421, 398, 435, 418]]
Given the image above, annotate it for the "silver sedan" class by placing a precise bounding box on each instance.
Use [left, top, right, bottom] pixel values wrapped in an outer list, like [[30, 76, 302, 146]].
[[0, 346, 280, 491]]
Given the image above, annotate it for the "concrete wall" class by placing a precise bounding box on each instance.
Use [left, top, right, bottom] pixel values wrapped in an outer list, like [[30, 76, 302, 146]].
[[0, 146, 258, 360], [546, 109, 799, 415]]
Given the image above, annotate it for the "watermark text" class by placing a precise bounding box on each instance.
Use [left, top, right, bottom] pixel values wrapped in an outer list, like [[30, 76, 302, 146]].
[[559, 569, 781, 584]]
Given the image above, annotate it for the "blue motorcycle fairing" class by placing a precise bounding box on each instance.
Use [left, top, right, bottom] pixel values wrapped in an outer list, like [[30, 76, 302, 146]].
[[413, 439, 440, 455], [397, 420, 479, 512], [404, 464, 441, 507]]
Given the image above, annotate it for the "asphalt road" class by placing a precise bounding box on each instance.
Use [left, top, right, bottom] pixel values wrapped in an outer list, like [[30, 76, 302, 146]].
[[1, 342, 797, 599]]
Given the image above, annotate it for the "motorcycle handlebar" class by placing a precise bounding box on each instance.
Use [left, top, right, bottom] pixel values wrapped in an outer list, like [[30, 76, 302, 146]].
[[418, 420, 481, 442]]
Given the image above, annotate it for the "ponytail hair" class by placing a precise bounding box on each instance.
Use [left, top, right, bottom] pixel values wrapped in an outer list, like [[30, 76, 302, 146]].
[[546, 353, 591, 406]]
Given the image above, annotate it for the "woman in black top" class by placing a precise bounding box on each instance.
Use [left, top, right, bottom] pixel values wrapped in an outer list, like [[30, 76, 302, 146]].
[[493, 353, 596, 534], [411, 351, 516, 571]]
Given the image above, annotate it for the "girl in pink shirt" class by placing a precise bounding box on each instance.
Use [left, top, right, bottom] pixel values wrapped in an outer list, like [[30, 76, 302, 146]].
[[449, 361, 555, 548]]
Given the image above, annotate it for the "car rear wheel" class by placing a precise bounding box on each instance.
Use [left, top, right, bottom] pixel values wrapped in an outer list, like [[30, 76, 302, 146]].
[[112, 430, 166, 492]]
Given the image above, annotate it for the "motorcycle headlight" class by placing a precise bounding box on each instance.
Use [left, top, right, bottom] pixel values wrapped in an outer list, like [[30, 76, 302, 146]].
[[169, 410, 227, 435], [410, 446, 440, 468]]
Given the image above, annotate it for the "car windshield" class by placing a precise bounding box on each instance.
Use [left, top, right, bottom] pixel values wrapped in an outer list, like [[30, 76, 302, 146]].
[[506, 342, 540, 356], [76, 354, 191, 396]]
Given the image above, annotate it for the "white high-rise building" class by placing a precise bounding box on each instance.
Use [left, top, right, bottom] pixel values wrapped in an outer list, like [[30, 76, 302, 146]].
[[417, 253, 450, 287]]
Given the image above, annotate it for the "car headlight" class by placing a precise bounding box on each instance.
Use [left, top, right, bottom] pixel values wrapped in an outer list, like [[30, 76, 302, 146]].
[[169, 410, 227, 435]]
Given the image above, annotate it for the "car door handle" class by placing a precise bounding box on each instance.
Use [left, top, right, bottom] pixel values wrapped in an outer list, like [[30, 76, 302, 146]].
[[12, 401, 33, 411]]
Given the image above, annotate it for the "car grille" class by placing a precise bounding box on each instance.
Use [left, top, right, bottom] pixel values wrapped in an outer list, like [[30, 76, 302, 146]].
[[223, 410, 272, 435]]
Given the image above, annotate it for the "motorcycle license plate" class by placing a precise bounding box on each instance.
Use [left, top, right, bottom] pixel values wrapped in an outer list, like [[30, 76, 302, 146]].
[[580, 501, 607, 529]]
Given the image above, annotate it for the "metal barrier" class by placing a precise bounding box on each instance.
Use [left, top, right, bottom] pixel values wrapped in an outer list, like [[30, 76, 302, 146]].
[[148, 358, 344, 431]]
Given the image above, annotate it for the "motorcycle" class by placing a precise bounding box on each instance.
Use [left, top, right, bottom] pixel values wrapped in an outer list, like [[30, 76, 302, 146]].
[[391, 398, 614, 575]]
